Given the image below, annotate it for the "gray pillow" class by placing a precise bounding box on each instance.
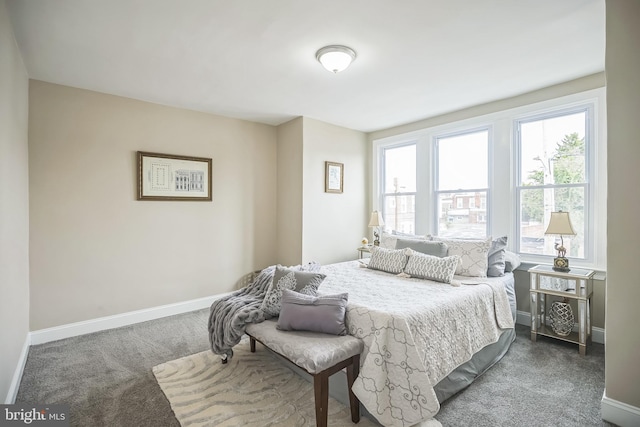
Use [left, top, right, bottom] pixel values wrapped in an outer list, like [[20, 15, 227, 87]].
[[504, 250, 522, 272], [487, 236, 508, 277], [276, 289, 348, 336], [260, 265, 326, 318], [395, 238, 448, 257]]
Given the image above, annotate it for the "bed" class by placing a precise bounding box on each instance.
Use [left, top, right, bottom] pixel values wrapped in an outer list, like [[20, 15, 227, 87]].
[[317, 260, 516, 427]]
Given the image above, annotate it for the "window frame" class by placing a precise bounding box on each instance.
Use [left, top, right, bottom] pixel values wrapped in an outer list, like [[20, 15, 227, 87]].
[[379, 141, 418, 234], [372, 87, 606, 270], [514, 104, 594, 264], [433, 126, 492, 238]]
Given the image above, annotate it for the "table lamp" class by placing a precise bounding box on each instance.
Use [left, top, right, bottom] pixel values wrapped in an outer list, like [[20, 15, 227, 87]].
[[544, 211, 576, 272], [368, 211, 385, 246]]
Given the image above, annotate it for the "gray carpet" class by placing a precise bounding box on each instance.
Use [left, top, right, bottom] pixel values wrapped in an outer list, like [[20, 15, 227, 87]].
[[16, 309, 614, 427]]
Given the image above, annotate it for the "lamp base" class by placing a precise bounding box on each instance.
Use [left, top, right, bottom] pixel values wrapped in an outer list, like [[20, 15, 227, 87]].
[[553, 256, 570, 272]]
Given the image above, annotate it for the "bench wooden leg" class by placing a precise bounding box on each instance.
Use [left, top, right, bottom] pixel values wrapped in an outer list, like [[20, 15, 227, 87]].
[[250, 337, 256, 353], [313, 371, 329, 427], [346, 354, 360, 423]]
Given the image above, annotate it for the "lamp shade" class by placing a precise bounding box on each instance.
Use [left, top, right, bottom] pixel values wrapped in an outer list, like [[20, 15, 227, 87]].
[[544, 211, 576, 236], [316, 45, 356, 73], [368, 210, 385, 227]]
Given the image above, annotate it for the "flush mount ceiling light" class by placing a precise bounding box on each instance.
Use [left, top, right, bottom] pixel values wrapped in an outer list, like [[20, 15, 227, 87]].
[[316, 45, 356, 73]]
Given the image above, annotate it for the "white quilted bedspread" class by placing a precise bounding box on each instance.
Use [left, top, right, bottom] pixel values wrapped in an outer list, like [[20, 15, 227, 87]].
[[320, 261, 514, 427]]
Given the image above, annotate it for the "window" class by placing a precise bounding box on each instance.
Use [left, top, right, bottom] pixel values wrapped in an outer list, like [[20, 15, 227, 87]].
[[373, 88, 604, 269], [381, 143, 416, 234], [435, 129, 489, 238], [516, 108, 590, 259]]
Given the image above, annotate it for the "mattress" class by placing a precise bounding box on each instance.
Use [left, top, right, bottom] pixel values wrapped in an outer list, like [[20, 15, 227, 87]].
[[318, 261, 516, 426]]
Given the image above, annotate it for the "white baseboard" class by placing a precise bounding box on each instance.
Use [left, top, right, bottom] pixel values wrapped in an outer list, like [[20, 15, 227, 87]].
[[516, 310, 604, 344], [30, 292, 232, 346], [4, 334, 31, 404], [602, 391, 640, 427]]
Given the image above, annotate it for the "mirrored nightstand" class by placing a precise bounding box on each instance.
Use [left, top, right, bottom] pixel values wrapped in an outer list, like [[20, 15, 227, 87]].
[[357, 246, 371, 259], [529, 264, 595, 355]]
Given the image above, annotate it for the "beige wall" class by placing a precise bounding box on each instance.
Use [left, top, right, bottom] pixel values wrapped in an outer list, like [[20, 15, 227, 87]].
[[276, 117, 368, 266], [276, 118, 304, 266], [28, 81, 278, 330], [302, 118, 368, 264], [0, 0, 29, 402], [369, 72, 605, 141], [605, 0, 640, 411]]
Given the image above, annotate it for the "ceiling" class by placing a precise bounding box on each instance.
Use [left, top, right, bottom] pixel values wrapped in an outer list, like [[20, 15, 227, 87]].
[[6, 0, 605, 133]]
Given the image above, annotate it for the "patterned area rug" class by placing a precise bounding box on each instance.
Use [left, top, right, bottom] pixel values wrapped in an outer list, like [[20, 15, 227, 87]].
[[153, 341, 378, 427]]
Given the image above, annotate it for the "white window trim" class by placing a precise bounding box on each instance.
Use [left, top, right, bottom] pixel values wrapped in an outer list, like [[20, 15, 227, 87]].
[[372, 87, 606, 270], [514, 104, 593, 264], [433, 126, 492, 237]]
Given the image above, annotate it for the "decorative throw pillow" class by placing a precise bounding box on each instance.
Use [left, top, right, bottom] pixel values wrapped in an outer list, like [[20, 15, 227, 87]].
[[395, 238, 448, 258], [504, 250, 522, 272], [487, 236, 508, 277], [380, 232, 426, 249], [379, 233, 397, 249], [260, 265, 326, 318], [276, 289, 348, 336], [404, 251, 459, 283], [432, 237, 492, 277], [367, 246, 408, 274]]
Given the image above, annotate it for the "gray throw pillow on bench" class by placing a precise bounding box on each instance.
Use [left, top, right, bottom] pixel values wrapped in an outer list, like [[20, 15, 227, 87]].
[[277, 289, 348, 336]]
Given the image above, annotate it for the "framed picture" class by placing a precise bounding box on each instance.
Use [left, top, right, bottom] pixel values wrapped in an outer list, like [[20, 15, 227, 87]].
[[137, 151, 212, 201], [325, 161, 344, 193]]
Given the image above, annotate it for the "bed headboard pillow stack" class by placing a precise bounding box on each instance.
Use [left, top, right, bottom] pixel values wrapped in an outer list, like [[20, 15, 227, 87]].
[[374, 233, 520, 279]]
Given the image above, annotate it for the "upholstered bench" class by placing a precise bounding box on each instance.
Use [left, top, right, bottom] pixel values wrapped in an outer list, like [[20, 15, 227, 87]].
[[245, 319, 363, 427]]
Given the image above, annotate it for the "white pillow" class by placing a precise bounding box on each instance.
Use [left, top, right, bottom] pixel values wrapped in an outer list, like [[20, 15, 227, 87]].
[[504, 250, 521, 272], [379, 233, 398, 249], [432, 237, 492, 277], [404, 250, 459, 283], [367, 246, 408, 274]]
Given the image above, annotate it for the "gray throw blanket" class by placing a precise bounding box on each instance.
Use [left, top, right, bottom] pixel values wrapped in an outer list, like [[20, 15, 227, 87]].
[[208, 262, 319, 361]]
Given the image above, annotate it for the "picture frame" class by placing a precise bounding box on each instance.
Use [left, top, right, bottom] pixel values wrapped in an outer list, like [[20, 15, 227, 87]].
[[137, 151, 212, 201], [325, 161, 344, 193]]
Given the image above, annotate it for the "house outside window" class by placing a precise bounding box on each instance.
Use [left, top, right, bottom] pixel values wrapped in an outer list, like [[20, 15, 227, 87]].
[[435, 129, 489, 238], [380, 143, 416, 234]]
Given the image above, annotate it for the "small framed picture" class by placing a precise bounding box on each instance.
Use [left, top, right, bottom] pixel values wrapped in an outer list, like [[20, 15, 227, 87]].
[[325, 161, 344, 193], [137, 151, 212, 201]]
